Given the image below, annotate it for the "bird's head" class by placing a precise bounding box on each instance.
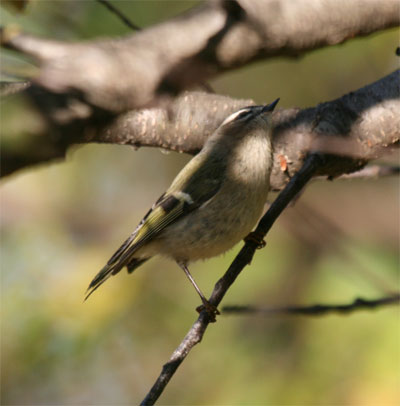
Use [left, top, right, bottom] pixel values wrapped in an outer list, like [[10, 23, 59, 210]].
[[220, 98, 280, 136]]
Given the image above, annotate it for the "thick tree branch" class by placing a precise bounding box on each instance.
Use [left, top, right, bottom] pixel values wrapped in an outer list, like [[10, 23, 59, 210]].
[[1, 0, 398, 111], [140, 154, 322, 405], [2, 71, 399, 192], [222, 294, 400, 316]]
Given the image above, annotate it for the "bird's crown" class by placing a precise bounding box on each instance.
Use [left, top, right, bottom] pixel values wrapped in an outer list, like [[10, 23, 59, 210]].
[[221, 98, 280, 127]]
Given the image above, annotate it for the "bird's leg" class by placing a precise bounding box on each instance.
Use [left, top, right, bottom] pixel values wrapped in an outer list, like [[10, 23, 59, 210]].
[[177, 261, 220, 321]]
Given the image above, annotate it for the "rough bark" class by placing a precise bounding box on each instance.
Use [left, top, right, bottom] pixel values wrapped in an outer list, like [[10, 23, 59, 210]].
[[2, 71, 399, 191], [1, 0, 398, 111]]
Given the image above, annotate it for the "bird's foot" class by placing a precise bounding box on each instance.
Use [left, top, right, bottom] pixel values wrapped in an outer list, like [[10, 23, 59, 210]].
[[196, 301, 220, 322], [244, 231, 266, 249]]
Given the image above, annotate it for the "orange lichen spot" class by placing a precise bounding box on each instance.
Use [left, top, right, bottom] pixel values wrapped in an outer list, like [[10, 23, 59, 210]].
[[278, 154, 288, 172]]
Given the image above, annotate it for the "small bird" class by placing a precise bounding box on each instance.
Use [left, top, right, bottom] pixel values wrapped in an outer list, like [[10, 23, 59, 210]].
[[86, 98, 279, 316]]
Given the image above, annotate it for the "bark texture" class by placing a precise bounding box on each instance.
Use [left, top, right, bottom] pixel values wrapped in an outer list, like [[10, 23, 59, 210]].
[[1, 0, 398, 111], [2, 71, 399, 191]]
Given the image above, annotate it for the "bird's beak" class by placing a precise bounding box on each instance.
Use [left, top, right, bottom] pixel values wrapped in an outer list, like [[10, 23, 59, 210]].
[[262, 98, 280, 113]]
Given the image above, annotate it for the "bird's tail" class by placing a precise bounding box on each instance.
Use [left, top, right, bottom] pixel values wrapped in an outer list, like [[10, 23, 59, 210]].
[[85, 255, 150, 300]]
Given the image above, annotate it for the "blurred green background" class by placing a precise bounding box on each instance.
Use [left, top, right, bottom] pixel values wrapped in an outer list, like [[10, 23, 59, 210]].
[[1, 1, 399, 405]]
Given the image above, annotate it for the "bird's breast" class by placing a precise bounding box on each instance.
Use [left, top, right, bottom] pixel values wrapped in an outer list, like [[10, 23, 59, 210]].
[[151, 135, 273, 262], [228, 134, 273, 186]]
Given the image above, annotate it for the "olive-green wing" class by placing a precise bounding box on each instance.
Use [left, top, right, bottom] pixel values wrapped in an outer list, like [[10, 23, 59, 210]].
[[86, 154, 224, 299]]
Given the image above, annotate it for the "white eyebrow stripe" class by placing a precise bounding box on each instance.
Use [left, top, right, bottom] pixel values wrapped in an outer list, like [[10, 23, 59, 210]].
[[221, 108, 252, 126]]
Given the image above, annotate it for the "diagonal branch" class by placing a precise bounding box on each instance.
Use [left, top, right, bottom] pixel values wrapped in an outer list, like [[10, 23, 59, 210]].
[[140, 153, 323, 405], [222, 294, 400, 316]]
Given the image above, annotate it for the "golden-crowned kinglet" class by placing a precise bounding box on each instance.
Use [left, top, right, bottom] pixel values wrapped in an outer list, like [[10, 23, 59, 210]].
[[86, 98, 279, 316]]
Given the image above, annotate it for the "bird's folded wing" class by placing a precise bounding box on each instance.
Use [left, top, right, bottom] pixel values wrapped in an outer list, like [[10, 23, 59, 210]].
[[86, 154, 224, 299], [112, 153, 225, 267]]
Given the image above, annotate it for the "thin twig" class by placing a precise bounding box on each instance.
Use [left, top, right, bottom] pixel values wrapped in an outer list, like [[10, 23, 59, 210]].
[[140, 153, 323, 405], [96, 0, 141, 31], [313, 164, 400, 183], [222, 294, 400, 316]]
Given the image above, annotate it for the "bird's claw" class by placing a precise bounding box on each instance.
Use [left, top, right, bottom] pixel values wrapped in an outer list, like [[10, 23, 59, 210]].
[[244, 231, 266, 249], [196, 302, 220, 322]]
